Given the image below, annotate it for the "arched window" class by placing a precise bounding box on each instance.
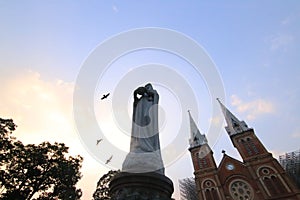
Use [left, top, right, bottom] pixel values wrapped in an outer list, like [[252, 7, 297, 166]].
[[199, 157, 208, 169], [195, 153, 200, 169], [197, 152, 208, 169], [241, 138, 252, 156], [211, 187, 219, 199], [263, 177, 277, 196], [202, 180, 220, 200], [247, 137, 259, 154], [271, 175, 287, 194], [258, 166, 288, 196], [240, 137, 259, 156], [204, 189, 213, 200]]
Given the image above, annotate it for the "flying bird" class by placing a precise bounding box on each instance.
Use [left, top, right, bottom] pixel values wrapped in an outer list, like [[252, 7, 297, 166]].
[[96, 139, 103, 145], [101, 93, 110, 100], [105, 155, 113, 164]]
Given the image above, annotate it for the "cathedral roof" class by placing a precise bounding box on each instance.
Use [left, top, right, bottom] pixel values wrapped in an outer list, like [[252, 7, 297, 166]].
[[218, 152, 244, 171], [217, 153, 252, 184]]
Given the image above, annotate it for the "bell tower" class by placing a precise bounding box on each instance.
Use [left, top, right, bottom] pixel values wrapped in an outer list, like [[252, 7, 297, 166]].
[[217, 98, 270, 162], [217, 99, 300, 199], [188, 111, 225, 200]]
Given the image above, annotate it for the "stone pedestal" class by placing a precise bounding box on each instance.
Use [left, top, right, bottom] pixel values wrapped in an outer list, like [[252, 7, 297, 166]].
[[110, 172, 174, 200]]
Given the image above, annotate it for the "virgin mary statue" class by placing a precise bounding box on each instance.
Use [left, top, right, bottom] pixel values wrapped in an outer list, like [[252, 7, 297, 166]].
[[122, 83, 164, 174]]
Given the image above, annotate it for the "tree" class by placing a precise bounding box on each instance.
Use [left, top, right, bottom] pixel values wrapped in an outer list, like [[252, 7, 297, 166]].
[[179, 177, 198, 200], [93, 170, 120, 200], [0, 118, 17, 164], [0, 118, 83, 200]]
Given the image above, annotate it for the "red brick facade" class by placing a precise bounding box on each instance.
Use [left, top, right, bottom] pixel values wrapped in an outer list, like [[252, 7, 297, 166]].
[[189, 128, 300, 200]]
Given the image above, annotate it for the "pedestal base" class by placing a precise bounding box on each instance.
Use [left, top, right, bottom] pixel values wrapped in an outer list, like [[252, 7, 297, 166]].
[[110, 172, 174, 200]]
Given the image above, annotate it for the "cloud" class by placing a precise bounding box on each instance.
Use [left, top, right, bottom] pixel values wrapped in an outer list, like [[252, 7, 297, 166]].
[[112, 5, 119, 13], [0, 70, 108, 199], [0, 70, 75, 145], [280, 17, 290, 25], [209, 115, 222, 127], [231, 95, 275, 120], [269, 33, 293, 51], [269, 149, 286, 160], [291, 128, 300, 138]]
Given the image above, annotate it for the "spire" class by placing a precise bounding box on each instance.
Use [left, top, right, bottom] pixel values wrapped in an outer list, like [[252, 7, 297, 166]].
[[188, 110, 208, 148], [217, 98, 250, 136]]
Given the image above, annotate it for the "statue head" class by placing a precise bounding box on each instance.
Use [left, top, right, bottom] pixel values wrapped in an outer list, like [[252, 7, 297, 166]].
[[145, 83, 153, 91]]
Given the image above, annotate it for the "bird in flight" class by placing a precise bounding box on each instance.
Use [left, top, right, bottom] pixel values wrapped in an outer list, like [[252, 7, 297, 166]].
[[105, 155, 113, 164], [101, 93, 110, 100], [96, 139, 103, 145]]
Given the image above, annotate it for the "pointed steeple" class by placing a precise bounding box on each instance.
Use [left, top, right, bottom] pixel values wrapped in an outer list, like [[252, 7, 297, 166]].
[[188, 110, 208, 148], [217, 98, 250, 136]]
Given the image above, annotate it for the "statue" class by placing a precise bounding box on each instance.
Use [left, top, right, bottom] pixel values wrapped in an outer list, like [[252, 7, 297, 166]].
[[110, 83, 174, 200], [131, 83, 160, 152], [122, 83, 165, 174]]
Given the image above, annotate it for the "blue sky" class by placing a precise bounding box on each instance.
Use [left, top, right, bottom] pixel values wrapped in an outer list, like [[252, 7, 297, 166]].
[[1, 1, 300, 199]]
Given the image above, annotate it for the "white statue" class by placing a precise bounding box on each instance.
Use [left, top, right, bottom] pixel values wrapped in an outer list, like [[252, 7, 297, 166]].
[[122, 83, 164, 174]]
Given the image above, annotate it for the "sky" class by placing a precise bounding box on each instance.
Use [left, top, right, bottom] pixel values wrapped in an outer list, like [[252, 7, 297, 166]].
[[0, 1, 300, 199]]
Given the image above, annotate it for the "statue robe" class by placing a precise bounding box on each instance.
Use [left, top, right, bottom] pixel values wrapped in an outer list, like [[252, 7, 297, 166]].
[[131, 88, 160, 152]]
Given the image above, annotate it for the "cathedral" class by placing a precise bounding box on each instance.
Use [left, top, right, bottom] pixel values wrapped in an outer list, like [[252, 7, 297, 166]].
[[188, 99, 300, 200]]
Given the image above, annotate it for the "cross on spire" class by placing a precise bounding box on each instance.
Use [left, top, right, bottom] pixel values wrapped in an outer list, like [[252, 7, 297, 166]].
[[217, 98, 250, 136]]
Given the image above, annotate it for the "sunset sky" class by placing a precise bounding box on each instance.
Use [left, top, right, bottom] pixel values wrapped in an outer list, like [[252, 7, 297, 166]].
[[1, 1, 300, 199]]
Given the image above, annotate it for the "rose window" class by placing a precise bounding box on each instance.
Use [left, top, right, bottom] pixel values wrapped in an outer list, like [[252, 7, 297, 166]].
[[230, 180, 254, 200]]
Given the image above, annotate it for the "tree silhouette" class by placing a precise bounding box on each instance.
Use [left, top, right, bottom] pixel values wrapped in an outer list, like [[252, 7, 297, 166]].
[[93, 170, 120, 200], [0, 118, 83, 200], [179, 177, 198, 200]]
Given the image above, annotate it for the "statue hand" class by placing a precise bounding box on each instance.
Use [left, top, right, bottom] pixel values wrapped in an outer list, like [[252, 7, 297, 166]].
[[135, 87, 147, 94]]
